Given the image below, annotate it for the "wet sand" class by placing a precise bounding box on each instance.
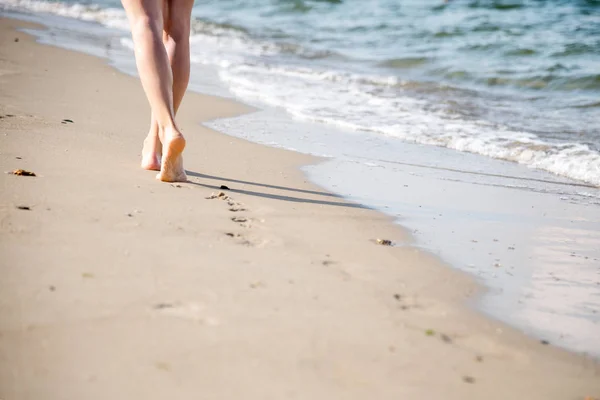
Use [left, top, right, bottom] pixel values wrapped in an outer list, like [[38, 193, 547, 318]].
[[0, 18, 599, 399]]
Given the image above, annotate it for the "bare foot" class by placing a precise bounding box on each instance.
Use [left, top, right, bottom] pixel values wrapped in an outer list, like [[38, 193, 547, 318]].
[[141, 134, 162, 171], [156, 126, 187, 182]]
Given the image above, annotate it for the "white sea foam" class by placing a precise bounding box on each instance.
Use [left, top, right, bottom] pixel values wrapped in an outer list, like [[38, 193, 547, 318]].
[[216, 63, 600, 186], [3, 0, 600, 187], [1, 0, 129, 29]]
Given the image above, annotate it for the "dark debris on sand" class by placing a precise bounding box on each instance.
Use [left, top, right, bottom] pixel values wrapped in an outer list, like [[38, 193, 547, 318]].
[[10, 169, 36, 176]]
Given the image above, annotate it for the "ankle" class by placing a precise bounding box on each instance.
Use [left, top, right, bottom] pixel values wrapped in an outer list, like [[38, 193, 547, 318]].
[[161, 123, 184, 139]]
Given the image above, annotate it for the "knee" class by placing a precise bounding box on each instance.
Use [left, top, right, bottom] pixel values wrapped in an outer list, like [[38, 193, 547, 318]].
[[165, 15, 190, 43], [131, 14, 163, 40]]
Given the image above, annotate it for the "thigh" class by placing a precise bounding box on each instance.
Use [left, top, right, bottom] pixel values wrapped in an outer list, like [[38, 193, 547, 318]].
[[122, 0, 164, 29], [164, 0, 194, 35]]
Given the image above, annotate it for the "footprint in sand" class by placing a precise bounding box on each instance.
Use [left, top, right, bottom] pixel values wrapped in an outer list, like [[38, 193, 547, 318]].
[[231, 216, 252, 228], [224, 232, 255, 247], [226, 199, 246, 212], [205, 191, 248, 212]]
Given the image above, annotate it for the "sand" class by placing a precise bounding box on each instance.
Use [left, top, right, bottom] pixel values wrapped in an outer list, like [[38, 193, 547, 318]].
[[0, 17, 599, 399]]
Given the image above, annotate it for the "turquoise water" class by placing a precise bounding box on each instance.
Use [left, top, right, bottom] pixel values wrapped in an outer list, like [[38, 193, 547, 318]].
[[190, 0, 600, 166]]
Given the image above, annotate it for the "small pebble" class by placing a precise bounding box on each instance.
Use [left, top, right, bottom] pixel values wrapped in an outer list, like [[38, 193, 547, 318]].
[[10, 169, 36, 176], [440, 334, 452, 343], [153, 303, 174, 309]]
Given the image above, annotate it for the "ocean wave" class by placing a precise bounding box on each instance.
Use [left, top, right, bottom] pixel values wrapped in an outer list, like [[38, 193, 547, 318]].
[[218, 62, 600, 187], [0, 0, 129, 29]]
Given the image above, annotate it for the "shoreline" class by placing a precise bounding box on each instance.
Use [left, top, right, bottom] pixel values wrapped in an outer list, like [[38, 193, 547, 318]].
[[1, 17, 599, 399], [5, 8, 600, 355]]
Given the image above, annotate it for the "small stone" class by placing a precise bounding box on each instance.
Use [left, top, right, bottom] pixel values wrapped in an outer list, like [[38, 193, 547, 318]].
[[376, 238, 392, 246], [14, 37, 19, 42], [540, 339, 550, 345], [393, 293, 401, 301], [475, 355, 483, 362], [440, 334, 452, 343], [49, 285, 56, 292], [16, 206, 30, 210], [462, 376, 476, 384], [10, 169, 36, 176], [220, 185, 230, 190], [153, 303, 174, 309]]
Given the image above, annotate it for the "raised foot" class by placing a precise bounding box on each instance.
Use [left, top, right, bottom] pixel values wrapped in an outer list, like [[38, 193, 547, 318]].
[[156, 128, 187, 182], [141, 154, 161, 171], [141, 135, 161, 171]]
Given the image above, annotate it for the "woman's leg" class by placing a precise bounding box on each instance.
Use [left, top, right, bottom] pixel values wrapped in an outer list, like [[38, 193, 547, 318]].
[[164, 0, 194, 112], [122, 0, 186, 182], [142, 0, 193, 171]]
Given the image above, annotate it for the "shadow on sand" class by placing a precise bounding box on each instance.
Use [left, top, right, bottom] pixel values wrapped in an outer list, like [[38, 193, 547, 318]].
[[185, 170, 367, 210]]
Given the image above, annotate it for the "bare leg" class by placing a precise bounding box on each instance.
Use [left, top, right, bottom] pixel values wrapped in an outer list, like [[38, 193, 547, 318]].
[[141, 112, 161, 170], [164, 0, 193, 112], [123, 0, 186, 182], [141, 0, 193, 171]]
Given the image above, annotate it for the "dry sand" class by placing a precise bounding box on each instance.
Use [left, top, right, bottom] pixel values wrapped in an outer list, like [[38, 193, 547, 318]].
[[0, 18, 599, 399]]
